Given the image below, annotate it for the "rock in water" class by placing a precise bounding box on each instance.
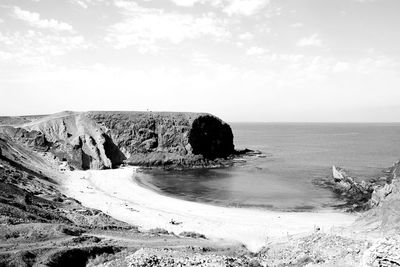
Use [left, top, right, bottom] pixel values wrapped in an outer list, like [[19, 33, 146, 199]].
[[313, 166, 374, 211], [332, 165, 345, 180]]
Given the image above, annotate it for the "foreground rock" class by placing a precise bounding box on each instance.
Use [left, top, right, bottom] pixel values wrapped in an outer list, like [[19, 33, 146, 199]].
[[116, 247, 257, 267], [361, 235, 400, 267]]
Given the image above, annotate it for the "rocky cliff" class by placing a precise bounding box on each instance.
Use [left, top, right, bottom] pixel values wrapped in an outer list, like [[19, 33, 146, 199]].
[[0, 111, 235, 170], [359, 161, 400, 233], [87, 111, 235, 167]]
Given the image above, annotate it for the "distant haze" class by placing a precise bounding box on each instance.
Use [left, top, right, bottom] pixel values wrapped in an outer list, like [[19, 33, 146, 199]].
[[0, 0, 399, 122]]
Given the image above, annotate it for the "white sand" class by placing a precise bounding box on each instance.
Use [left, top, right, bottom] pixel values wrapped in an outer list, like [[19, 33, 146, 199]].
[[62, 167, 357, 252]]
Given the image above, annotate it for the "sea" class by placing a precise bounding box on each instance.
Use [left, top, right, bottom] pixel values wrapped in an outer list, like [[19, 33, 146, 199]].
[[135, 123, 400, 211]]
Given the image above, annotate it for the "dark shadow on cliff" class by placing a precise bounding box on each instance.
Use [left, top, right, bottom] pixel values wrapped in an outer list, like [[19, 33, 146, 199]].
[[188, 115, 235, 160], [103, 134, 126, 168]]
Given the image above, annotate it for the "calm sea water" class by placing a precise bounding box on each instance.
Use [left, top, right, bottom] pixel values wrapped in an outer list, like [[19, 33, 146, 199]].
[[136, 123, 400, 211]]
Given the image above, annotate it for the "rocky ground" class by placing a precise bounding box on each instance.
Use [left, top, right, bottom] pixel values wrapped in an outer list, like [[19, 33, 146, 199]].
[[0, 144, 253, 267]]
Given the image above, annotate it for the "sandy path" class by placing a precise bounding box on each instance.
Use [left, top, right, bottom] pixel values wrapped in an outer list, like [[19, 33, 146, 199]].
[[62, 167, 357, 252]]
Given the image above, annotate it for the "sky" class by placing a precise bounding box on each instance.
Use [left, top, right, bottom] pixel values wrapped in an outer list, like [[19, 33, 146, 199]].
[[0, 0, 400, 122]]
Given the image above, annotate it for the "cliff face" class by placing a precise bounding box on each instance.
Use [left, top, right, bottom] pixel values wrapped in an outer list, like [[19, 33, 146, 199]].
[[0, 111, 235, 170], [360, 161, 400, 232], [19, 112, 126, 170], [0, 126, 50, 152], [87, 111, 235, 165]]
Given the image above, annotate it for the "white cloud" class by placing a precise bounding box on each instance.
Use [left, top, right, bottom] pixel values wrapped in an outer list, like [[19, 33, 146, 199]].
[[239, 32, 254, 40], [169, 0, 200, 7], [13, 7, 74, 32], [69, 0, 104, 9], [107, 1, 229, 52], [356, 56, 398, 74], [0, 30, 86, 67], [192, 51, 210, 65], [168, 0, 222, 7], [296, 34, 322, 47], [168, 0, 270, 16], [290, 22, 303, 28], [332, 61, 350, 72], [246, 46, 267, 56], [223, 0, 269, 16], [74, 0, 89, 8], [0, 51, 13, 60]]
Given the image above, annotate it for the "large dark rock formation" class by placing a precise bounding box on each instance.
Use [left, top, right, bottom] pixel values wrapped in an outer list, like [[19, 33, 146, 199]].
[[0, 111, 235, 170], [87, 111, 235, 164], [188, 115, 234, 159]]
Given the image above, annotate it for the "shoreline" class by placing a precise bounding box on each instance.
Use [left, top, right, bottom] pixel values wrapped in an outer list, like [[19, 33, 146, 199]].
[[134, 172, 341, 212], [62, 167, 357, 252]]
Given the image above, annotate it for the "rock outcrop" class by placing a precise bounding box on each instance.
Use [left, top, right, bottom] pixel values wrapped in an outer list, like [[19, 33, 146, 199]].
[[359, 161, 400, 233], [0, 126, 50, 152], [313, 166, 374, 211], [369, 161, 400, 207], [315, 161, 400, 236], [20, 112, 125, 170], [0, 111, 236, 170], [87, 111, 235, 167]]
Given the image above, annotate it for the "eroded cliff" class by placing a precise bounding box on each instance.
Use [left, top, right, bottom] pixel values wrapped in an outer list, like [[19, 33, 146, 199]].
[[87, 111, 235, 167], [0, 111, 235, 170], [358, 161, 400, 233]]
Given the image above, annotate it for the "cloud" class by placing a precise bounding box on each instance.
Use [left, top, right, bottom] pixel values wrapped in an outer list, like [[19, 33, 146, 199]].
[[296, 34, 322, 47], [69, 0, 104, 9], [290, 22, 303, 28], [73, 0, 89, 9], [223, 0, 269, 16], [0, 51, 13, 61], [192, 51, 210, 65], [332, 61, 350, 72], [246, 46, 267, 56], [0, 30, 86, 67], [107, 1, 229, 52], [13, 7, 74, 32], [168, 0, 269, 16], [168, 0, 222, 7], [169, 0, 201, 7], [239, 32, 254, 41]]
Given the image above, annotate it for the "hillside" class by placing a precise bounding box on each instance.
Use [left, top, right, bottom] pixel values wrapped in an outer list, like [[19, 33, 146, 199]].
[[0, 114, 251, 267]]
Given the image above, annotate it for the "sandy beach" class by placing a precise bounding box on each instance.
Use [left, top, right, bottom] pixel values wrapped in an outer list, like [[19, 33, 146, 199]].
[[62, 167, 357, 252]]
